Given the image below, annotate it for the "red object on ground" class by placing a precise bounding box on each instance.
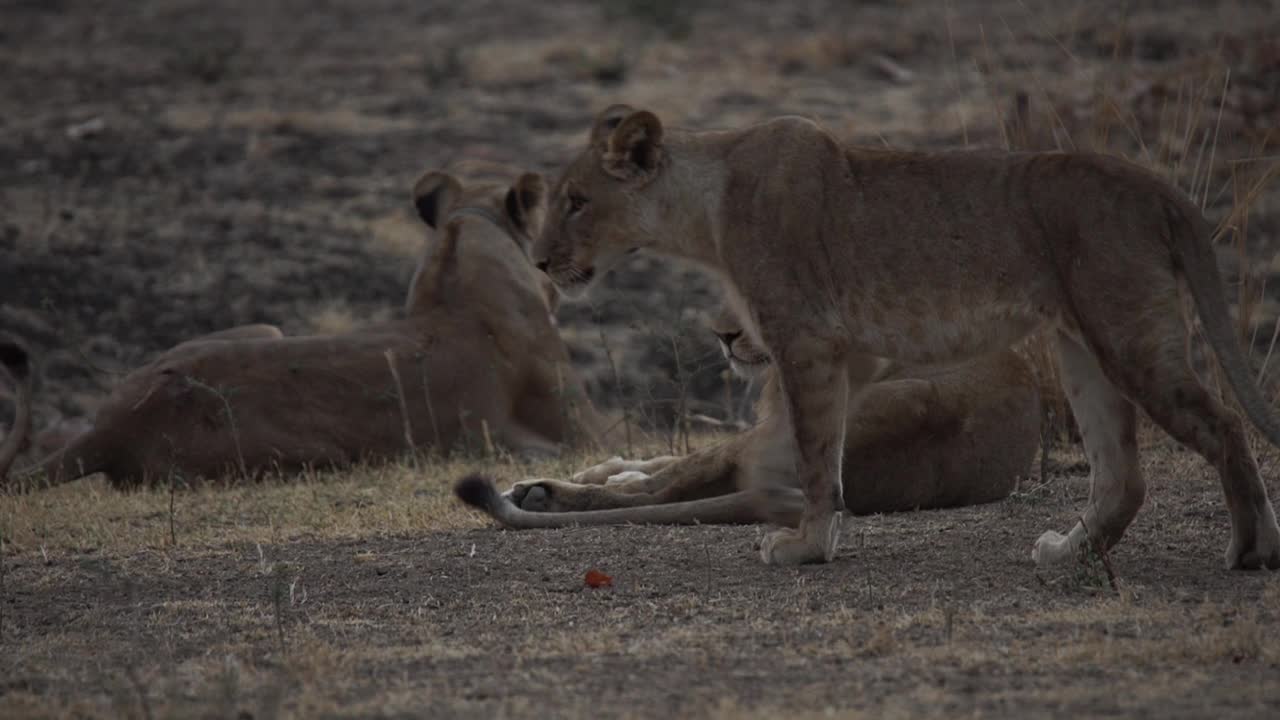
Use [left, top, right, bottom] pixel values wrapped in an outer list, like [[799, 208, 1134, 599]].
[[584, 569, 613, 588]]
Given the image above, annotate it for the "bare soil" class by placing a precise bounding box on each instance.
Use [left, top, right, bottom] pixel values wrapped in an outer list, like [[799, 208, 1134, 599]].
[[4, 0, 1280, 717], [4, 441, 1280, 718]]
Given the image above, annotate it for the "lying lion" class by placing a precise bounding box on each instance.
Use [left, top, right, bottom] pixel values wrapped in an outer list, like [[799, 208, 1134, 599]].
[[523, 104, 1280, 570], [0, 167, 612, 489], [457, 307, 1041, 526]]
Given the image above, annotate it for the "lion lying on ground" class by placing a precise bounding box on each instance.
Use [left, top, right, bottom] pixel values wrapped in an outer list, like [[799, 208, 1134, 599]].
[[457, 306, 1042, 526], [519, 104, 1280, 570], [0, 167, 612, 490]]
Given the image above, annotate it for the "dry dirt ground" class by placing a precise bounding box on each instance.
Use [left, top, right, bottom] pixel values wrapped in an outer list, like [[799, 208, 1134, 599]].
[[4, 439, 1280, 718], [4, 0, 1280, 717]]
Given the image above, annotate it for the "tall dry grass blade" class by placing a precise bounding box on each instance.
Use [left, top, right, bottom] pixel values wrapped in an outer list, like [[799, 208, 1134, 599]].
[[990, 19, 1075, 152], [1100, 95, 1152, 165], [480, 419, 495, 457], [417, 356, 442, 451], [1250, 275, 1267, 352], [1011, 0, 1079, 62], [598, 326, 632, 456], [188, 378, 248, 480], [1256, 315, 1280, 386], [1202, 69, 1230, 209], [944, 0, 969, 146], [383, 350, 415, 453]]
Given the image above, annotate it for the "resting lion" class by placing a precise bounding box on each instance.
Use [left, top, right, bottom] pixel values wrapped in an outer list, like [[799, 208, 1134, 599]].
[[457, 306, 1042, 526], [0, 167, 612, 489], [518, 104, 1280, 570]]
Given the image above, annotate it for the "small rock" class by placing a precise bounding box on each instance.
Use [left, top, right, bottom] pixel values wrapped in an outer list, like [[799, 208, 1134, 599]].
[[66, 117, 107, 141], [868, 54, 914, 84]]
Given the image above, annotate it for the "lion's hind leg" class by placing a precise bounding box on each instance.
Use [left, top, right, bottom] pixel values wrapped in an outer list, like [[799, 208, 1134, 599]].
[[508, 436, 742, 513], [1113, 325, 1280, 570], [1033, 332, 1144, 567], [506, 477, 649, 512]]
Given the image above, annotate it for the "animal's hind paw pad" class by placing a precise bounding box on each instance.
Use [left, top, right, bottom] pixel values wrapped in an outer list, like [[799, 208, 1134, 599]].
[[506, 480, 553, 511], [519, 485, 550, 511]]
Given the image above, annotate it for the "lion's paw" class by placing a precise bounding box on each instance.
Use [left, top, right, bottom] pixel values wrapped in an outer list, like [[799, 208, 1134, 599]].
[[759, 515, 841, 565], [505, 479, 555, 511], [1225, 513, 1280, 570], [605, 470, 650, 486], [1031, 529, 1075, 567]]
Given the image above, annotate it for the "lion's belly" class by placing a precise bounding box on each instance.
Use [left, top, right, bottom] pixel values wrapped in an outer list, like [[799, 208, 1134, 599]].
[[847, 299, 1043, 363]]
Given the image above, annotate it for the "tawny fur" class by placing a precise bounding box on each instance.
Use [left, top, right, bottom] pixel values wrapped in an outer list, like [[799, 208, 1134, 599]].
[[529, 104, 1280, 570], [0, 169, 613, 490], [460, 309, 1041, 527]]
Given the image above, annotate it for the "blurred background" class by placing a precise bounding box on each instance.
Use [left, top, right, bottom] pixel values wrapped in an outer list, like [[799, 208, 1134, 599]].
[[2, 0, 1278, 442]]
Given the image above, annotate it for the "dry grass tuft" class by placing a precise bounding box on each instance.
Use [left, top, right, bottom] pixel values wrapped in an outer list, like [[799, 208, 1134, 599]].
[[0, 442, 682, 558]]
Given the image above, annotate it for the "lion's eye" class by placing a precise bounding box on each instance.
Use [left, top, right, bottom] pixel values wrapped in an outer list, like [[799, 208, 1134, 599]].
[[568, 194, 588, 214]]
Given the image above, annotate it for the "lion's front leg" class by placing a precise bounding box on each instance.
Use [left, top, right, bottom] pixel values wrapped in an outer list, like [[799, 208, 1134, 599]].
[[756, 337, 861, 566]]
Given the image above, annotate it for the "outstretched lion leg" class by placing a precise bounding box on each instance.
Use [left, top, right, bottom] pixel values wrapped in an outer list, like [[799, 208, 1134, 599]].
[[459, 474, 788, 528], [509, 431, 750, 512], [1033, 332, 1144, 567]]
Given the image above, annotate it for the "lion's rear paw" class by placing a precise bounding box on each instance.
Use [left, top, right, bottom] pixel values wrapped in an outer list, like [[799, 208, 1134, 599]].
[[1226, 517, 1280, 571], [1031, 529, 1075, 567], [506, 480, 555, 511]]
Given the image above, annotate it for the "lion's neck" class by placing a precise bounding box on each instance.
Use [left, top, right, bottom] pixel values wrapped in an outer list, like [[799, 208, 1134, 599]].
[[648, 137, 732, 268]]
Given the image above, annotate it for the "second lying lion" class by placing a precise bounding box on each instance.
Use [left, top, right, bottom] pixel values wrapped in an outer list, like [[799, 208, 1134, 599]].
[[457, 310, 1042, 526], [1, 166, 612, 490]]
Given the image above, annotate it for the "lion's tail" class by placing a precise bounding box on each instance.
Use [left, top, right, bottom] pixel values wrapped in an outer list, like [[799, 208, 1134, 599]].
[[453, 474, 760, 528], [1171, 199, 1280, 447]]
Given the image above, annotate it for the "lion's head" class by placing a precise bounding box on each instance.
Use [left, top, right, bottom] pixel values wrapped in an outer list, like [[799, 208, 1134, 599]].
[[408, 165, 557, 316], [532, 105, 685, 298], [708, 307, 770, 381]]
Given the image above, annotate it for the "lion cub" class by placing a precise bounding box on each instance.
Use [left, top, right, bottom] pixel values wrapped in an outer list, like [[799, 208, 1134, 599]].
[[529, 104, 1280, 570]]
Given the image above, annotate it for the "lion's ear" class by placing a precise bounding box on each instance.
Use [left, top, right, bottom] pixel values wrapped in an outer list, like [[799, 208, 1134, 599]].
[[589, 104, 636, 145], [504, 172, 546, 235], [412, 171, 462, 229], [604, 110, 664, 181]]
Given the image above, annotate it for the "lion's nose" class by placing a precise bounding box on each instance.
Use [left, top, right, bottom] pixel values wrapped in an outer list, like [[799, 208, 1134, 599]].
[[535, 260, 550, 273], [715, 330, 742, 347]]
